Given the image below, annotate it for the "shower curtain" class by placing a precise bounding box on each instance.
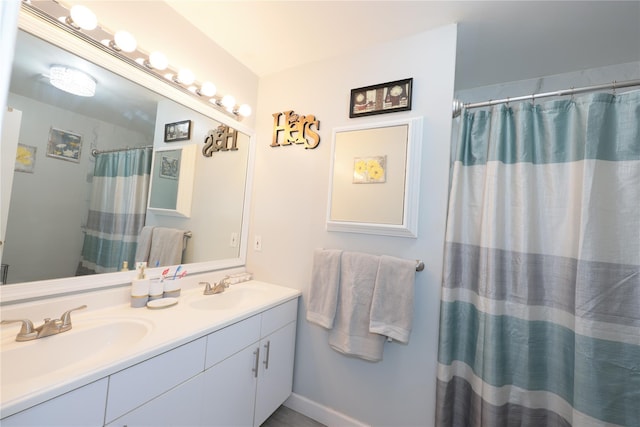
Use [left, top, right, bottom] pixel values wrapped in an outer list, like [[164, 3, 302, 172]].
[[78, 148, 152, 274], [436, 90, 640, 426]]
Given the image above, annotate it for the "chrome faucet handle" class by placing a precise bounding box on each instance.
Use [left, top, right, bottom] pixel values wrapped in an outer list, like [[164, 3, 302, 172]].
[[218, 275, 231, 288], [1, 319, 37, 341], [59, 305, 87, 328], [201, 281, 214, 295]]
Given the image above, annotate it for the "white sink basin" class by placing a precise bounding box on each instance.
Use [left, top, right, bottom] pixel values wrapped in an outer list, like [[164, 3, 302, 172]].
[[1, 318, 152, 386], [189, 283, 270, 311]]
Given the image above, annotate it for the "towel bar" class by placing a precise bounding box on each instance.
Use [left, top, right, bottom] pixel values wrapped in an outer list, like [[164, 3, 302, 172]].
[[415, 260, 424, 272]]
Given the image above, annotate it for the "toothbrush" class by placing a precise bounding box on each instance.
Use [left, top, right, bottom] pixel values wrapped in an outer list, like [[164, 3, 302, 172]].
[[173, 265, 182, 280]]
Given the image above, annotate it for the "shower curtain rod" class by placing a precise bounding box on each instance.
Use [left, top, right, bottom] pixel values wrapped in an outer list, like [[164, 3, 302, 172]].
[[91, 145, 153, 157], [452, 78, 640, 118]]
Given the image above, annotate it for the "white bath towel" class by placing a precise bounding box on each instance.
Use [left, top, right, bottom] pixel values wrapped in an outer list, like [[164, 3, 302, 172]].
[[307, 249, 342, 329], [369, 255, 416, 343], [328, 251, 385, 362], [148, 227, 185, 268], [134, 226, 155, 262]]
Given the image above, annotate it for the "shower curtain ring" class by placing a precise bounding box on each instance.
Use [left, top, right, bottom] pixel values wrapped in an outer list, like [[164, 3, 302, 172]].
[[612, 80, 617, 95]]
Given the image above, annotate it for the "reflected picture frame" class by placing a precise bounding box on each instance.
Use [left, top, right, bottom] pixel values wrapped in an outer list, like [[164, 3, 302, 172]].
[[46, 127, 82, 162], [349, 78, 413, 118], [164, 119, 192, 142], [326, 116, 423, 238]]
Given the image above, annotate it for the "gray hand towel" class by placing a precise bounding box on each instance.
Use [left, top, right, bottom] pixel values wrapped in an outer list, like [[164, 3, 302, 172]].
[[328, 251, 385, 362], [369, 255, 416, 343], [306, 249, 342, 329]]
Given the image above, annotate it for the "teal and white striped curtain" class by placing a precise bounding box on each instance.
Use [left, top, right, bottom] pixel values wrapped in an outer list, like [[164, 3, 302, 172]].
[[436, 91, 640, 426], [78, 148, 152, 274]]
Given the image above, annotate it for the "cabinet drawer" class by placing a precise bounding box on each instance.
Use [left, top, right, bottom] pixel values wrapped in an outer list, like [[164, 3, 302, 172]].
[[105, 337, 206, 423], [1, 378, 108, 427], [260, 298, 297, 337], [205, 314, 261, 369]]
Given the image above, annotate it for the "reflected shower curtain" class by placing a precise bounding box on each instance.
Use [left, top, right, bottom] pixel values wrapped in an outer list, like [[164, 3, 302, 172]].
[[78, 148, 152, 274], [436, 91, 640, 426]]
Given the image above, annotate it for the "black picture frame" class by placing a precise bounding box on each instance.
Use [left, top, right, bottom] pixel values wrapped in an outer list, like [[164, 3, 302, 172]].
[[349, 78, 413, 118], [164, 120, 192, 142]]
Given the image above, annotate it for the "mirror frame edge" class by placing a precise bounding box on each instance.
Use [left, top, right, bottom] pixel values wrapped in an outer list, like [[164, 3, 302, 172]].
[[0, 8, 255, 304]]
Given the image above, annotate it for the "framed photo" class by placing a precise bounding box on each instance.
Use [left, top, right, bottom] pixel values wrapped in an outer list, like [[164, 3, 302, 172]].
[[46, 127, 82, 162], [164, 120, 191, 142], [159, 154, 179, 179], [15, 143, 37, 173], [349, 78, 413, 118]]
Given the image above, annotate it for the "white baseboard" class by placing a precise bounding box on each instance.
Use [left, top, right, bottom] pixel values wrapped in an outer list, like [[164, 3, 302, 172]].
[[284, 393, 370, 427]]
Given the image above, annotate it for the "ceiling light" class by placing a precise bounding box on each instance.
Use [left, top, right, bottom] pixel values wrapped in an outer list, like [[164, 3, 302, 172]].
[[67, 5, 97, 30], [198, 82, 216, 97], [111, 31, 137, 52], [147, 51, 169, 70], [49, 66, 96, 97]]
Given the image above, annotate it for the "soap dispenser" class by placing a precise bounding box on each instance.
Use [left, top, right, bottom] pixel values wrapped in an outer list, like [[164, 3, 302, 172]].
[[130, 262, 150, 308]]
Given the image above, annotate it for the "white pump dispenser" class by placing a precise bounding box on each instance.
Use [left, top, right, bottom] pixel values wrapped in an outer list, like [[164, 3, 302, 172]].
[[130, 262, 150, 307]]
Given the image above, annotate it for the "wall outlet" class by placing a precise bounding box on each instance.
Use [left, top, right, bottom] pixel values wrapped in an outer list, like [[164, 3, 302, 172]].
[[229, 232, 238, 247], [253, 235, 262, 251]]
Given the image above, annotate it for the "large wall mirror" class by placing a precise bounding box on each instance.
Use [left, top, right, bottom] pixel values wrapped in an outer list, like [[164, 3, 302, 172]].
[[0, 8, 254, 302]]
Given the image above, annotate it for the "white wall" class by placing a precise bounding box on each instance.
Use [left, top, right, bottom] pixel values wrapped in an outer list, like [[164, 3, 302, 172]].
[[247, 25, 457, 426], [3, 93, 150, 283]]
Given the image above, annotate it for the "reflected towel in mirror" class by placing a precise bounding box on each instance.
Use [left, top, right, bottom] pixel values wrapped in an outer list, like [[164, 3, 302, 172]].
[[134, 226, 155, 263], [147, 227, 186, 267]]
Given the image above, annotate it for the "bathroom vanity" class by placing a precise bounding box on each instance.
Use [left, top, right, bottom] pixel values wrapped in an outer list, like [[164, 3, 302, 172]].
[[0, 278, 300, 426]]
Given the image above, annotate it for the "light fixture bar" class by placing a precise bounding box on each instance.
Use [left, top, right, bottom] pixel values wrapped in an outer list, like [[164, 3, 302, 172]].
[[20, 0, 251, 120]]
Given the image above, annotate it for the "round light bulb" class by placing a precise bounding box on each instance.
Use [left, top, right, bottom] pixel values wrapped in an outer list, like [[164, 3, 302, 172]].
[[199, 82, 217, 97], [148, 51, 168, 70], [177, 68, 195, 85], [113, 31, 137, 52], [221, 95, 236, 109], [69, 5, 97, 30], [237, 104, 252, 117]]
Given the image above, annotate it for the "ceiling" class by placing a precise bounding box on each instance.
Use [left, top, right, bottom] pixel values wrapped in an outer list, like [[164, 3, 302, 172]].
[[165, 1, 640, 90], [59, 0, 639, 92], [9, 1, 639, 132]]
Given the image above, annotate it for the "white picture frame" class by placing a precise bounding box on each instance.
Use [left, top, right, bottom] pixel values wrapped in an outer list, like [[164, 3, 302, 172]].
[[326, 117, 422, 238]]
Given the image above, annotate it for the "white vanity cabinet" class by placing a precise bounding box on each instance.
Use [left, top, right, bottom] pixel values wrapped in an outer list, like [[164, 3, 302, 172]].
[[0, 378, 108, 427], [253, 301, 298, 427], [107, 298, 298, 427], [201, 298, 298, 427]]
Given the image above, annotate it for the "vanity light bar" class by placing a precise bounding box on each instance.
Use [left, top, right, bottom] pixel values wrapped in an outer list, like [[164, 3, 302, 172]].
[[22, 0, 252, 119]]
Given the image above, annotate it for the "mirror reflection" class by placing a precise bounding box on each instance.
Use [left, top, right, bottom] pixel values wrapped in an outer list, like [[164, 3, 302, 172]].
[[2, 30, 250, 284]]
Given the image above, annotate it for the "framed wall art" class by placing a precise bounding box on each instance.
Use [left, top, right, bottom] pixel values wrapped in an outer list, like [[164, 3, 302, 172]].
[[159, 154, 180, 179], [349, 78, 413, 118], [15, 144, 37, 173], [164, 119, 192, 142], [46, 127, 82, 162], [327, 116, 423, 237]]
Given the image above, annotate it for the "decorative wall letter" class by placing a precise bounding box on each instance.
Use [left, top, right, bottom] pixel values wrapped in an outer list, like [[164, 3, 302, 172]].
[[271, 110, 320, 149], [202, 125, 238, 157]]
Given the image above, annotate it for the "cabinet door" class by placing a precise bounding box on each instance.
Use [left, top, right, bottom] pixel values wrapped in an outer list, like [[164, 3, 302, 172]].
[[105, 337, 206, 423], [1, 378, 108, 427], [201, 344, 258, 427], [106, 374, 204, 427], [254, 321, 297, 427]]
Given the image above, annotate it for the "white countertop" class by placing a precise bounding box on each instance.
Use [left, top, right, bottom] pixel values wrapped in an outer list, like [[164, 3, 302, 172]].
[[0, 278, 300, 418]]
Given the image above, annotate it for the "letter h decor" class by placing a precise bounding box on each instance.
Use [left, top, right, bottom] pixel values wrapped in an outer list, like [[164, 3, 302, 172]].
[[271, 110, 320, 149]]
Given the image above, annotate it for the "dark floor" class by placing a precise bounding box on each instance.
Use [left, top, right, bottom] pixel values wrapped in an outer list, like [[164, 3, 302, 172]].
[[261, 405, 326, 427]]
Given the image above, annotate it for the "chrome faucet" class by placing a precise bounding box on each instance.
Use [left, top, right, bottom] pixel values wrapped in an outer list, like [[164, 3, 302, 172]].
[[201, 276, 230, 295], [1, 305, 87, 342]]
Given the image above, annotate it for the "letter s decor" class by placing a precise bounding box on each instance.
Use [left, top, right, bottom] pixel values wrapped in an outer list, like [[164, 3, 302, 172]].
[[271, 110, 320, 149], [202, 125, 239, 157]]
